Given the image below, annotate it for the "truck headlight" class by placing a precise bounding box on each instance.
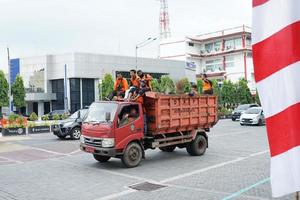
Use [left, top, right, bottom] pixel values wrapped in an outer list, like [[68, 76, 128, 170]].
[[80, 135, 85, 144], [102, 138, 115, 148]]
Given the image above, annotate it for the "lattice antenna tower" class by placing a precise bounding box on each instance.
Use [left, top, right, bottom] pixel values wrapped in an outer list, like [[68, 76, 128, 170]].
[[159, 0, 171, 39]]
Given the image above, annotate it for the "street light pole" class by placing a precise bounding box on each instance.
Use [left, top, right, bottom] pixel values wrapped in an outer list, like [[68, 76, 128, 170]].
[[135, 37, 157, 70]]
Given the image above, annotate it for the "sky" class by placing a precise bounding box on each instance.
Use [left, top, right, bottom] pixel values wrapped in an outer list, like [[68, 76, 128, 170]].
[[0, 0, 252, 73]]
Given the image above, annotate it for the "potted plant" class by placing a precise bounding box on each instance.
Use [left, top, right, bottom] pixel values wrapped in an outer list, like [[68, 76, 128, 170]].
[[28, 112, 51, 134], [2, 114, 26, 136]]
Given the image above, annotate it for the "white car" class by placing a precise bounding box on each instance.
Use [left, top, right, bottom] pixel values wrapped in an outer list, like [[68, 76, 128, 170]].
[[240, 107, 265, 126]]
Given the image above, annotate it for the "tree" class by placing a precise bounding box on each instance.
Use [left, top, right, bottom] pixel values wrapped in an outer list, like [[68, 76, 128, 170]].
[[197, 79, 203, 94], [211, 80, 222, 105], [221, 80, 236, 108], [159, 75, 176, 94], [151, 79, 160, 92], [236, 78, 253, 104], [99, 74, 114, 100], [176, 78, 191, 94], [0, 70, 9, 117], [255, 89, 261, 105], [11, 75, 26, 112]]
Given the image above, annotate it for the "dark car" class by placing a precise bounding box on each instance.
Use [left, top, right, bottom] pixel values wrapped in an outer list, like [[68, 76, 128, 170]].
[[231, 104, 259, 121], [53, 109, 88, 139], [43, 110, 70, 120]]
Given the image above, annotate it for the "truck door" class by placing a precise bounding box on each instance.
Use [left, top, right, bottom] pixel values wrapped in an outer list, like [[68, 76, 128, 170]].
[[114, 104, 144, 150]]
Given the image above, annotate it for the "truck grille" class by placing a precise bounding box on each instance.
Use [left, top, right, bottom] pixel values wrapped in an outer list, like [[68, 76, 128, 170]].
[[84, 137, 102, 148]]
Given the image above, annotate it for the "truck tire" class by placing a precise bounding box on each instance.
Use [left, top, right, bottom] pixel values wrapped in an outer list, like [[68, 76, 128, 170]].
[[93, 154, 111, 162], [121, 142, 142, 168], [186, 134, 207, 156], [70, 127, 81, 140], [159, 145, 176, 152]]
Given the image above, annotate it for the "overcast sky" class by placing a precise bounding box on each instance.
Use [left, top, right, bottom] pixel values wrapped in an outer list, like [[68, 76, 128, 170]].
[[0, 0, 252, 73]]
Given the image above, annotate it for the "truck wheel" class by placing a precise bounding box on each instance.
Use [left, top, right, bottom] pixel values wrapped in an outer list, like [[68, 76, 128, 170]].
[[186, 134, 207, 156], [159, 145, 176, 152], [93, 154, 111, 162], [121, 142, 142, 168], [70, 127, 81, 140]]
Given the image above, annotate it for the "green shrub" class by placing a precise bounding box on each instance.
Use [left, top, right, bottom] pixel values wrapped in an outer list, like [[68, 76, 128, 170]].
[[61, 113, 67, 120], [53, 114, 60, 121], [42, 114, 49, 121], [8, 113, 18, 124], [29, 112, 38, 121]]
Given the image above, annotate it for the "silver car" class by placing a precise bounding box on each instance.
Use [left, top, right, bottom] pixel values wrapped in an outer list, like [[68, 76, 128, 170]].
[[240, 107, 265, 126]]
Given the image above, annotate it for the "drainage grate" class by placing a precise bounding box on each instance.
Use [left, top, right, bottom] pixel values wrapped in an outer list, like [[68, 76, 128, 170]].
[[128, 182, 167, 192]]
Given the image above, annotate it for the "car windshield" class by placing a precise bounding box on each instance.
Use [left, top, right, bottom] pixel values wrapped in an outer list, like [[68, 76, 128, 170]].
[[236, 105, 250, 111], [245, 108, 262, 114], [69, 111, 79, 119], [84, 102, 118, 123]]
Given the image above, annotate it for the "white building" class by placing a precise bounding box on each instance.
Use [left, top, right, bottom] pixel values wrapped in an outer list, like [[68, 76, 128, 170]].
[[9, 52, 188, 116], [160, 25, 255, 92]]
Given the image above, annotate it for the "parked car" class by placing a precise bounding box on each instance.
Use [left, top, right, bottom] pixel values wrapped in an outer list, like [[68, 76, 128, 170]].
[[231, 104, 259, 121], [53, 109, 88, 139], [43, 110, 70, 120], [240, 107, 265, 126]]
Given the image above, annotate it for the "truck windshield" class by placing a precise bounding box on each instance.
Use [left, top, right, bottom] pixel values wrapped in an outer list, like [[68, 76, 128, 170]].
[[84, 102, 118, 123]]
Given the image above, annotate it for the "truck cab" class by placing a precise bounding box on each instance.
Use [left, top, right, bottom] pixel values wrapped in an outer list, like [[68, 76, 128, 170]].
[[80, 93, 218, 168]]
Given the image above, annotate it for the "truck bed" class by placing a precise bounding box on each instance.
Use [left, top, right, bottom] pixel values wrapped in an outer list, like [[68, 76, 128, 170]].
[[144, 92, 218, 135]]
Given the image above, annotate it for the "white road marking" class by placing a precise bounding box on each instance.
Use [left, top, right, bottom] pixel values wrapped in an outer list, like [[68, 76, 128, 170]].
[[210, 131, 249, 138], [161, 149, 269, 183], [29, 146, 69, 156], [95, 149, 270, 200], [68, 149, 81, 155], [0, 156, 23, 164]]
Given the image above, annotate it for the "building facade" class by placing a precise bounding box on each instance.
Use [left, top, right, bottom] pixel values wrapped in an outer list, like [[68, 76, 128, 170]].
[[9, 52, 188, 116], [160, 25, 255, 93]]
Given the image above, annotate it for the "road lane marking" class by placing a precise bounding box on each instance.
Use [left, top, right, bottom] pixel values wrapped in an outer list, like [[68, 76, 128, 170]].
[[0, 156, 23, 164], [222, 178, 270, 200], [95, 149, 270, 200], [29, 147, 69, 156], [161, 149, 269, 183]]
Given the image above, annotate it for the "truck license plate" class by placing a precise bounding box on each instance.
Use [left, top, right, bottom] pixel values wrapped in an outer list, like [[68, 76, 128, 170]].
[[85, 146, 95, 153]]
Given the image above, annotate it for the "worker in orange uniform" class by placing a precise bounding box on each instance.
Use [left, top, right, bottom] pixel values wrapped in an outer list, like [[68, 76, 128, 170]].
[[125, 69, 140, 100], [107, 73, 129, 100], [202, 74, 213, 95]]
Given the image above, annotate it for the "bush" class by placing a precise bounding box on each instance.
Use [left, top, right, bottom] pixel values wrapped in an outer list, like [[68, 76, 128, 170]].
[[176, 78, 191, 94], [42, 114, 49, 121], [160, 76, 176, 94], [17, 115, 25, 125], [61, 113, 67, 120], [8, 113, 18, 124], [53, 114, 60, 121], [29, 112, 38, 121], [151, 79, 161, 92]]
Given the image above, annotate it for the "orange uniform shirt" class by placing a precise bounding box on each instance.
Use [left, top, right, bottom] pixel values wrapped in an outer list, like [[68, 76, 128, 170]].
[[130, 76, 140, 88], [114, 78, 129, 92], [202, 80, 212, 91]]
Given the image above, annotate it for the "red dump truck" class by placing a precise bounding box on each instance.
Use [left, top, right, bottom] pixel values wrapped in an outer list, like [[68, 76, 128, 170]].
[[80, 92, 218, 168]]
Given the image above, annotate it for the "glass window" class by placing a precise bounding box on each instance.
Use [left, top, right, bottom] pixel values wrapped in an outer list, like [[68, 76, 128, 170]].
[[70, 78, 81, 113], [225, 39, 234, 50], [84, 102, 118, 123], [205, 43, 213, 52], [20, 63, 45, 93], [51, 79, 64, 110], [82, 79, 95, 108], [226, 56, 235, 68], [246, 36, 251, 47], [214, 41, 221, 51], [188, 42, 194, 47], [118, 105, 140, 127], [234, 38, 242, 48]]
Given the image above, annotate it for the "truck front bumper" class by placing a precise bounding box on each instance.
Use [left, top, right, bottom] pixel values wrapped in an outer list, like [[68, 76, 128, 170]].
[[80, 143, 122, 157]]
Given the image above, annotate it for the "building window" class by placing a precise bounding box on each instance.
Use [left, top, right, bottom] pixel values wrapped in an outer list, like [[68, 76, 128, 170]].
[[70, 78, 81, 113], [225, 37, 242, 50], [246, 36, 251, 47], [51, 79, 64, 110], [214, 41, 221, 51], [226, 56, 235, 68], [82, 79, 95, 108], [205, 58, 223, 72], [205, 43, 213, 53], [188, 42, 194, 47]]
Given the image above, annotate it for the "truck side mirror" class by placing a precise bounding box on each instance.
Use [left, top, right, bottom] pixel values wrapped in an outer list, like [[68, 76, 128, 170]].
[[105, 112, 111, 122]]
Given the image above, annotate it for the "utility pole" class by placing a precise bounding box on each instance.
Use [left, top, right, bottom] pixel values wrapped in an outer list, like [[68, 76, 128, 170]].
[[7, 47, 12, 113], [64, 64, 68, 113]]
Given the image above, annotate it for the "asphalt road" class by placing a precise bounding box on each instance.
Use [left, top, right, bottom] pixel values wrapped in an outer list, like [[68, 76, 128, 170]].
[[0, 120, 294, 200]]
